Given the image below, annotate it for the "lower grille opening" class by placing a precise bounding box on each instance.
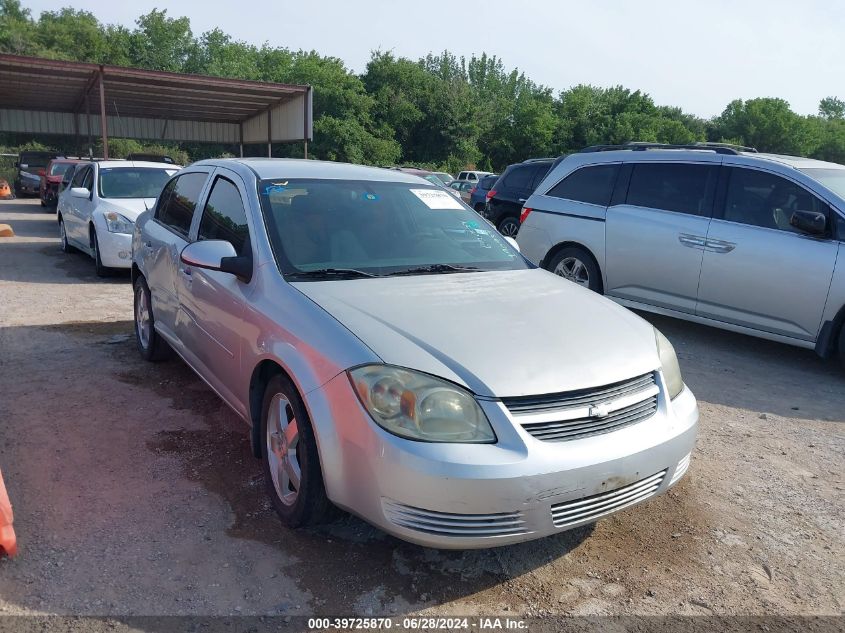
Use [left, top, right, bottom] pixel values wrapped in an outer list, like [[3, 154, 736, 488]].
[[382, 500, 528, 538]]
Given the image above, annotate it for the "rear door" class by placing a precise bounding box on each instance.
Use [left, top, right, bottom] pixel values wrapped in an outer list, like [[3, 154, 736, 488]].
[[696, 165, 838, 341], [142, 170, 211, 341], [64, 165, 93, 246], [175, 170, 254, 412], [604, 161, 719, 314]]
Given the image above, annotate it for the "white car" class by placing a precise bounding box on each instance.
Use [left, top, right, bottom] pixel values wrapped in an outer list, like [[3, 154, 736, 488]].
[[57, 160, 179, 276]]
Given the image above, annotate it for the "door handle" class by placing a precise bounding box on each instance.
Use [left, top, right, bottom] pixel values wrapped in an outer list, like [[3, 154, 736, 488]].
[[704, 239, 736, 254], [678, 234, 707, 249]]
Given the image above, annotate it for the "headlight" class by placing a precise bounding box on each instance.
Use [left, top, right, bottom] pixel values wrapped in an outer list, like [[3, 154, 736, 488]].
[[348, 365, 496, 443], [655, 328, 684, 400], [104, 211, 134, 234]]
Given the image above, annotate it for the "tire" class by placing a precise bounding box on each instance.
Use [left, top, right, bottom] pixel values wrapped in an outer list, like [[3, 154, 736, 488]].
[[58, 216, 77, 254], [497, 216, 520, 237], [473, 203, 485, 213], [91, 227, 113, 278], [838, 322, 845, 370], [546, 246, 603, 293], [40, 198, 46, 207], [261, 374, 332, 528], [133, 275, 172, 362]]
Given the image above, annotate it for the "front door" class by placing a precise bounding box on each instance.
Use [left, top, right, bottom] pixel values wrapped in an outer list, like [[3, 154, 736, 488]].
[[605, 161, 719, 314], [176, 171, 253, 413], [696, 166, 838, 341]]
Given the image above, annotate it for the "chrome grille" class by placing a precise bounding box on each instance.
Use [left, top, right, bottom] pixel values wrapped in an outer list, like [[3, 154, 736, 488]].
[[669, 452, 691, 486], [382, 500, 528, 538], [502, 372, 659, 442], [550, 470, 666, 529]]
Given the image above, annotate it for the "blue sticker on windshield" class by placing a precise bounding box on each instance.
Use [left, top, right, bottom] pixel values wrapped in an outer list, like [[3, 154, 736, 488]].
[[463, 220, 480, 230], [263, 182, 288, 195], [363, 193, 379, 201]]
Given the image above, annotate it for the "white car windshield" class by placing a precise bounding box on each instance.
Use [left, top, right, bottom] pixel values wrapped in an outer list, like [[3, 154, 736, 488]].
[[258, 179, 529, 278], [800, 168, 845, 200], [98, 167, 176, 199]]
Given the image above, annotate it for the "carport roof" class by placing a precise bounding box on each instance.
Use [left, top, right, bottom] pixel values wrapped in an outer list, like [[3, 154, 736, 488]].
[[0, 53, 309, 124]]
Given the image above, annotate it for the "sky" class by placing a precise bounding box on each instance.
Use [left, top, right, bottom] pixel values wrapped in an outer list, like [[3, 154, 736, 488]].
[[22, 0, 845, 118]]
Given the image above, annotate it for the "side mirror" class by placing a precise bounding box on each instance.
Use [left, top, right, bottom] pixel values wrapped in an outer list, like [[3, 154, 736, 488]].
[[70, 187, 90, 198], [504, 236, 520, 252], [790, 210, 826, 236], [180, 240, 252, 282]]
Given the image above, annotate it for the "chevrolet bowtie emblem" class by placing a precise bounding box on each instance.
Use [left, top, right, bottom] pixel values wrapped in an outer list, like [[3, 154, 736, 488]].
[[589, 403, 611, 418]]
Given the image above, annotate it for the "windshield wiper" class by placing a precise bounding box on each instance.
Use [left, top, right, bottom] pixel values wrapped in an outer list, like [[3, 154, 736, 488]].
[[388, 264, 482, 276], [288, 267, 378, 280]]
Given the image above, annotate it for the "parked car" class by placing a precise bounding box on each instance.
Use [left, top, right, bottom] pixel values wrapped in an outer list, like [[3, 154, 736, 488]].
[[457, 170, 493, 182], [393, 167, 462, 198], [131, 158, 698, 549], [469, 174, 499, 212], [431, 171, 453, 186], [447, 180, 474, 203], [14, 150, 62, 197], [517, 142, 845, 365], [484, 158, 560, 236], [57, 160, 179, 276], [40, 158, 81, 208], [126, 153, 176, 165]]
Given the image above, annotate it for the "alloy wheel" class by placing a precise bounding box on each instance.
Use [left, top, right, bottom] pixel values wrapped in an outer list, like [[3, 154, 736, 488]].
[[554, 256, 591, 287], [134, 284, 151, 351], [499, 218, 519, 237], [266, 394, 302, 506]]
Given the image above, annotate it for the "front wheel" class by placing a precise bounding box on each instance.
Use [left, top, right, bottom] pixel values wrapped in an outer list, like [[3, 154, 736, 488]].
[[547, 246, 603, 293], [91, 228, 113, 278], [261, 374, 332, 528], [133, 275, 172, 362], [497, 216, 519, 237], [59, 216, 76, 254]]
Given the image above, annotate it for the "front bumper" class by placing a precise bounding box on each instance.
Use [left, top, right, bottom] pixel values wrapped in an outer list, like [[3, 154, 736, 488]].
[[93, 222, 133, 268], [307, 371, 698, 549]]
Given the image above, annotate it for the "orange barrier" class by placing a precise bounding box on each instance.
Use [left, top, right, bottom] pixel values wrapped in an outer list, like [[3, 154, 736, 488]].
[[0, 469, 16, 558], [0, 180, 13, 200]]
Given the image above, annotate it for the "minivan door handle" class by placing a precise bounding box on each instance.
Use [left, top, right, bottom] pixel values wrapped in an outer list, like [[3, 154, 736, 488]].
[[678, 234, 707, 249]]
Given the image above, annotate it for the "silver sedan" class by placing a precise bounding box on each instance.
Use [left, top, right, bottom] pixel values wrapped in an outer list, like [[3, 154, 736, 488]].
[[131, 159, 698, 549]]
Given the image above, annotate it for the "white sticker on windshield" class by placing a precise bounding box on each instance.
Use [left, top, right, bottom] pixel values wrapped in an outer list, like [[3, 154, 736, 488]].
[[410, 188, 464, 210]]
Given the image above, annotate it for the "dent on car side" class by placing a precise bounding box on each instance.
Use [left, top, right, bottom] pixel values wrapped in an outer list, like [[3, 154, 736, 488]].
[[132, 158, 698, 549]]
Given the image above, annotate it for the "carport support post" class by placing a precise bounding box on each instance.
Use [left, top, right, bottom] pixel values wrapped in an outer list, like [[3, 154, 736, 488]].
[[303, 86, 310, 159], [98, 68, 109, 160], [85, 97, 92, 158], [238, 122, 244, 158], [266, 108, 272, 158]]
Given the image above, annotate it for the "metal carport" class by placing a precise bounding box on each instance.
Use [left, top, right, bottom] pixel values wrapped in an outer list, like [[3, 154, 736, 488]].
[[0, 53, 312, 159]]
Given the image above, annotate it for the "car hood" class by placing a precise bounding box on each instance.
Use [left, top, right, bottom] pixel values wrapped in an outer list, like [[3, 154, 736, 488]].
[[98, 198, 155, 221], [293, 269, 660, 398]]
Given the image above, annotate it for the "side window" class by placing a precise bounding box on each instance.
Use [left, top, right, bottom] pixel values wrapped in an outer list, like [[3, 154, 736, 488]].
[[197, 177, 250, 256], [836, 213, 845, 240], [529, 165, 551, 190], [723, 168, 829, 233], [156, 172, 208, 238], [504, 165, 533, 190], [546, 164, 620, 206], [627, 163, 718, 216], [71, 166, 89, 188], [82, 167, 94, 191], [62, 166, 76, 188]]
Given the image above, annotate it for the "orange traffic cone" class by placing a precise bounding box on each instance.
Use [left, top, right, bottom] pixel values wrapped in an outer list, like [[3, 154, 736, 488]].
[[0, 469, 16, 558], [0, 180, 13, 200]]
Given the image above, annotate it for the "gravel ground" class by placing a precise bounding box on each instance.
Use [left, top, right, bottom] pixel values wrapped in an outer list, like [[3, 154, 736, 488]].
[[0, 198, 842, 621]]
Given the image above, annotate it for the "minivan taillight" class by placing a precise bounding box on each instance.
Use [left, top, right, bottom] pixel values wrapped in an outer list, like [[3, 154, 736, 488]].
[[486, 189, 497, 200], [520, 207, 533, 224]]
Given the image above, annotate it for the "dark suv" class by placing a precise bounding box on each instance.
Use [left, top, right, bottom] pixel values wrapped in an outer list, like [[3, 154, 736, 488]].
[[14, 151, 62, 197], [484, 158, 561, 236]]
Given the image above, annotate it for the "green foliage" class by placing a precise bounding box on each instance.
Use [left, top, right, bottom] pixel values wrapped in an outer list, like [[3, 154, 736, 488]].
[[2, 2, 844, 169]]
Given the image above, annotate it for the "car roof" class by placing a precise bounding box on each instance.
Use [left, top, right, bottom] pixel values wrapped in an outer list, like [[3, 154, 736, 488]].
[[91, 160, 181, 169], [192, 158, 434, 184]]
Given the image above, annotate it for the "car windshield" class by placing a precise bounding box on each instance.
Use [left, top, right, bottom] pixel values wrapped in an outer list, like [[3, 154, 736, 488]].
[[423, 174, 444, 186], [49, 163, 73, 176], [433, 172, 452, 184], [258, 179, 529, 278], [800, 168, 845, 200], [98, 167, 176, 199]]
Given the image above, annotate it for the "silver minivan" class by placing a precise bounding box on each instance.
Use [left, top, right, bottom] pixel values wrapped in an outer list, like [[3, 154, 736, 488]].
[[518, 144, 845, 365]]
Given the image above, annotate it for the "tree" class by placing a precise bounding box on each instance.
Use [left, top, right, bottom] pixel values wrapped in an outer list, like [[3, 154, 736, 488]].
[[710, 98, 813, 154], [819, 97, 845, 120], [0, 0, 38, 55], [129, 9, 193, 72]]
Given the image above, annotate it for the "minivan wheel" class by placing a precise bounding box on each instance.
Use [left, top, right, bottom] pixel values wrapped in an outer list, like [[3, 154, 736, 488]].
[[547, 247, 603, 293], [133, 275, 172, 362], [261, 374, 332, 528], [497, 216, 519, 237]]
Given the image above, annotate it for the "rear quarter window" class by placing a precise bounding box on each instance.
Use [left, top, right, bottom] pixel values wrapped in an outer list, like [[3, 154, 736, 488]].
[[546, 164, 620, 206]]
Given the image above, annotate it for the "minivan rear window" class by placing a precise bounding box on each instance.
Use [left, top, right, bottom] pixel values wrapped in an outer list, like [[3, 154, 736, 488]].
[[546, 164, 619, 206], [626, 163, 717, 216]]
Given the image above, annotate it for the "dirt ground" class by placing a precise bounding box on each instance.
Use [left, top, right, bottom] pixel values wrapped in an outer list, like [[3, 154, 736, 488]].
[[0, 198, 842, 621]]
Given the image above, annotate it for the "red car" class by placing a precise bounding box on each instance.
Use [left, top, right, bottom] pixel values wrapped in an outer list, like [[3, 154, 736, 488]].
[[40, 158, 81, 208]]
